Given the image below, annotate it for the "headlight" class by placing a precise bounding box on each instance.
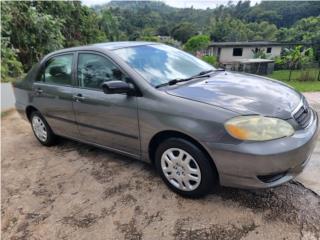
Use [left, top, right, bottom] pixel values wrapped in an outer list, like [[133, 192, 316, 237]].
[[224, 116, 294, 141]]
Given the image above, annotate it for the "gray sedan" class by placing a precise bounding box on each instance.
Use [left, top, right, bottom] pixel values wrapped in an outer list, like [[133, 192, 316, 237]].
[[14, 42, 319, 197]]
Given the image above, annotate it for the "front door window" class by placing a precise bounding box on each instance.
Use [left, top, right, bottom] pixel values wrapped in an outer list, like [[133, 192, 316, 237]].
[[77, 53, 127, 90]]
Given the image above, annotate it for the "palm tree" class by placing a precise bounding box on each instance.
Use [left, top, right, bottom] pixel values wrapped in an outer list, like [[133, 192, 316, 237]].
[[282, 46, 313, 81]]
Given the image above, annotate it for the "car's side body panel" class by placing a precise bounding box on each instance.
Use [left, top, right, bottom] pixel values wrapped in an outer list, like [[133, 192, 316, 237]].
[[14, 46, 146, 158], [13, 42, 319, 190], [73, 87, 140, 156], [31, 82, 79, 138], [136, 91, 237, 163]]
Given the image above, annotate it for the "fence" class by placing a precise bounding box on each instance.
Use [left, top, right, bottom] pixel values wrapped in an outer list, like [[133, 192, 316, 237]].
[[1, 83, 15, 112]]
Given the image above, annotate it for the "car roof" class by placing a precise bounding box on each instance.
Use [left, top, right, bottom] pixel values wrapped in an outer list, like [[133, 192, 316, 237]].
[[92, 41, 159, 50], [46, 41, 160, 57]]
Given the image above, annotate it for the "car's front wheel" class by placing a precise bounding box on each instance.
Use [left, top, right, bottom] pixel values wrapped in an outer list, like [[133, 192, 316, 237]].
[[155, 138, 217, 198], [30, 111, 57, 146]]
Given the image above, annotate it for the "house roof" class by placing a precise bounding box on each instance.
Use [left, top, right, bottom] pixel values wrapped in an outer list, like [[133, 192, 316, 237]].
[[209, 41, 296, 47]]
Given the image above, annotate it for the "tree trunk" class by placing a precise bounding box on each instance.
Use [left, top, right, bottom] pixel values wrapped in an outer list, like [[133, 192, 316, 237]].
[[318, 62, 320, 81], [288, 68, 292, 81]]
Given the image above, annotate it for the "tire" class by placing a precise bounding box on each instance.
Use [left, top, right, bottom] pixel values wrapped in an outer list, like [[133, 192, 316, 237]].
[[30, 111, 57, 146], [155, 138, 217, 198]]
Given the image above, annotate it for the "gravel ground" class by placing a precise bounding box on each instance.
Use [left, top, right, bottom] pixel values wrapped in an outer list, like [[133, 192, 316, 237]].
[[1, 95, 320, 240], [296, 93, 320, 196]]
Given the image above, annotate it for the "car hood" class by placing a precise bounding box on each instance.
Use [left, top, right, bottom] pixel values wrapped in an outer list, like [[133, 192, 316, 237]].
[[166, 71, 302, 119]]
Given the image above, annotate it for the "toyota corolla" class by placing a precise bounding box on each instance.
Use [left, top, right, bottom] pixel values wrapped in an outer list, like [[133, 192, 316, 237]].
[[14, 42, 319, 197]]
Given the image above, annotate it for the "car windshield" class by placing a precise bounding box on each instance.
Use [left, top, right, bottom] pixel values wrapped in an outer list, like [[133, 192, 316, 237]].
[[113, 44, 215, 87]]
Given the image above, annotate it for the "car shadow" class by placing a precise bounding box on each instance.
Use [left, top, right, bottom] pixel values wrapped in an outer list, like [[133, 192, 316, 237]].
[[55, 137, 320, 233]]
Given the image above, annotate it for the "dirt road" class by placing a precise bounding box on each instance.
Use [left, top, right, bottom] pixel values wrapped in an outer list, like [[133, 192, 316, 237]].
[[2, 106, 320, 239]]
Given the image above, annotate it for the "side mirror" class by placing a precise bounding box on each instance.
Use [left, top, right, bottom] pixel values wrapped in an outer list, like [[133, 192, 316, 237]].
[[102, 81, 135, 95]]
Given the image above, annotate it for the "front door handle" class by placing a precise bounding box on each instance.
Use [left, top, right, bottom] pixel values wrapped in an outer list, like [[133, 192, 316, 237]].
[[73, 93, 85, 102]]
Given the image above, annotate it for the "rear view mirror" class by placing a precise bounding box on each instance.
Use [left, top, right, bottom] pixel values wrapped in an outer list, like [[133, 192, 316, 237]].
[[102, 81, 135, 95]]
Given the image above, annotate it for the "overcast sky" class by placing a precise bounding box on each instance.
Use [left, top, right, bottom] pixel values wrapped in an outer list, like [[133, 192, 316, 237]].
[[81, 0, 262, 9]]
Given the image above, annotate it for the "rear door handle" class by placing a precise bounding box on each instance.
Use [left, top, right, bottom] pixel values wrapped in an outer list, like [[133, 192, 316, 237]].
[[34, 88, 43, 95], [73, 93, 85, 102]]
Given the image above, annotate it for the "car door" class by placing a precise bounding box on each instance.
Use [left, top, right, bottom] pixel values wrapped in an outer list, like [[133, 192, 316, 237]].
[[31, 53, 79, 138], [73, 51, 140, 157]]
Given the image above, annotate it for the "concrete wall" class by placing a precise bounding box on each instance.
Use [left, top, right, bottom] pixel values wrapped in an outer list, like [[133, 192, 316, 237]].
[[1, 83, 16, 112], [209, 46, 282, 62]]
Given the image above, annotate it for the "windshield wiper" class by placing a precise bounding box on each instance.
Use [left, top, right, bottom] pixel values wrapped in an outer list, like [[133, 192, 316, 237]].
[[155, 68, 225, 89], [195, 68, 225, 77], [155, 74, 210, 88], [196, 69, 216, 76]]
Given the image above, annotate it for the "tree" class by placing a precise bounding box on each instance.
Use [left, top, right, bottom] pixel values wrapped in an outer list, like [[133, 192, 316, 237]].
[[244, 1, 320, 27], [171, 22, 197, 43], [156, 25, 170, 36], [277, 17, 320, 44], [80, 6, 107, 44], [209, 16, 279, 42], [1, 39, 23, 80], [1, 1, 109, 75], [246, 21, 278, 41], [184, 35, 210, 53], [2, 0, 319, 80], [2, 2, 65, 71], [1, 3, 23, 80], [98, 9, 120, 41], [281, 46, 314, 81], [209, 16, 248, 42]]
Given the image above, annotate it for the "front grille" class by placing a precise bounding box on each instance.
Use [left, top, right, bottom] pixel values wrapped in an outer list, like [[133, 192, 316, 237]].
[[293, 101, 312, 128]]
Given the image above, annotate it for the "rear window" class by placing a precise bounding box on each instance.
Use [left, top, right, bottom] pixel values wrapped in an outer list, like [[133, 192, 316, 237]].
[[36, 54, 74, 86]]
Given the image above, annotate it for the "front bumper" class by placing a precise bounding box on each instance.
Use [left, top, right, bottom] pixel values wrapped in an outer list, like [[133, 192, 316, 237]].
[[204, 109, 319, 189]]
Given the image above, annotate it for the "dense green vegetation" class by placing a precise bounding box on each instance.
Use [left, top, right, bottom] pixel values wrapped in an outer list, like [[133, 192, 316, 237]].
[[97, 1, 320, 43], [1, 1, 320, 83], [184, 35, 210, 53]]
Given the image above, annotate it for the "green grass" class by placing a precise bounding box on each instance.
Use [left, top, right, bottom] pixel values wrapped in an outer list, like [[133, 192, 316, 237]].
[[267, 68, 320, 92]]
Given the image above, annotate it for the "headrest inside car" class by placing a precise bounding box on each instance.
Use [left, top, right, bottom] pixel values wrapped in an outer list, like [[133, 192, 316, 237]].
[[49, 65, 66, 76]]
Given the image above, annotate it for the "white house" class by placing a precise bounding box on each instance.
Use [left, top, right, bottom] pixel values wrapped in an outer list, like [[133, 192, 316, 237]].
[[206, 41, 285, 74], [207, 41, 282, 62]]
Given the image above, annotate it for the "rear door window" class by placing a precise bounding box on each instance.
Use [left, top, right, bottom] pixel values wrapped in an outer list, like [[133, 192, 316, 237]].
[[40, 54, 74, 86]]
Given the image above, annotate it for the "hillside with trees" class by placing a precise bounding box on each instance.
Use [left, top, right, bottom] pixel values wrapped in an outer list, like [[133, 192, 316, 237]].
[[1, 0, 320, 80]]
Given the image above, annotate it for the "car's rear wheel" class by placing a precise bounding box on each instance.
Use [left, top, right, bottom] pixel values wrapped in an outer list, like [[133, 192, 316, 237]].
[[155, 138, 217, 198], [30, 111, 57, 146]]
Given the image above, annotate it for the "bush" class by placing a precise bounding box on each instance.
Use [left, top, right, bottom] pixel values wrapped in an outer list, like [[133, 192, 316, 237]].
[[184, 35, 210, 53], [201, 55, 218, 67], [1, 39, 23, 81]]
